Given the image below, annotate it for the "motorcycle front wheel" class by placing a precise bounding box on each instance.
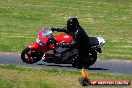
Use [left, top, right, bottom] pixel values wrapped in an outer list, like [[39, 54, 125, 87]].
[[21, 47, 43, 64]]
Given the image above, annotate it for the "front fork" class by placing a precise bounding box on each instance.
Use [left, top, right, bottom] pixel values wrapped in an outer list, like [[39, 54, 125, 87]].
[[28, 42, 44, 58]]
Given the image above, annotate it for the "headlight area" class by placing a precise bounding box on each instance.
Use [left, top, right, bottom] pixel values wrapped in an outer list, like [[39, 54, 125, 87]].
[[36, 35, 45, 46]]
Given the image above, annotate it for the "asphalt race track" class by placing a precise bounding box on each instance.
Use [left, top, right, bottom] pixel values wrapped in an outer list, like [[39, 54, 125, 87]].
[[0, 52, 132, 74]]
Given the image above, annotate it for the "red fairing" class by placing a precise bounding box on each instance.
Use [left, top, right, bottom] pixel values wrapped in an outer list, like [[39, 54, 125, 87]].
[[37, 30, 55, 51], [28, 42, 55, 52], [28, 42, 39, 50], [28, 30, 55, 52], [38, 30, 49, 44], [54, 34, 73, 43], [28, 30, 72, 52]]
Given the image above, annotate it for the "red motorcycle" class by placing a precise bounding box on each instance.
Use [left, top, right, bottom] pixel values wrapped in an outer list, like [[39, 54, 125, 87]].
[[21, 28, 105, 68]]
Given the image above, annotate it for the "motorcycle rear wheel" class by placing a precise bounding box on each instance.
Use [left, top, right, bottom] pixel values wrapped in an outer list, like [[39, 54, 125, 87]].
[[72, 58, 85, 69], [87, 50, 97, 66], [72, 50, 97, 68], [21, 47, 43, 64]]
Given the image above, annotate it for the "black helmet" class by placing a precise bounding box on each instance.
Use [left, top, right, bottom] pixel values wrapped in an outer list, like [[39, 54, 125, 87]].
[[67, 18, 79, 32]]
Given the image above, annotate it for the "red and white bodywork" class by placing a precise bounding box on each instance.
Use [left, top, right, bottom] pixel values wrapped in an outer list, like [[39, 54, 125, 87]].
[[21, 28, 105, 68], [28, 28, 78, 61]]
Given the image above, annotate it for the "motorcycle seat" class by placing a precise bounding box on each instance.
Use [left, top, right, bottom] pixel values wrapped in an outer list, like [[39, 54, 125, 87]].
[[89, 37, 99, 47]]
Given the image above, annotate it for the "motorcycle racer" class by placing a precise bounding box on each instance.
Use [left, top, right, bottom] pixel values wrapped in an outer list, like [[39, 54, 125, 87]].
[[51, 18, 90, 65]]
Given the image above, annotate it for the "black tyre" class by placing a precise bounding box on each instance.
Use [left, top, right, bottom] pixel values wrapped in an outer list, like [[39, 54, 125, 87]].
[[72, 51, 97, 68], [72, 58, 85, 69], [21, 47, 43, 64], [86, 50, 97, 67], [72, 62, 85, 69]]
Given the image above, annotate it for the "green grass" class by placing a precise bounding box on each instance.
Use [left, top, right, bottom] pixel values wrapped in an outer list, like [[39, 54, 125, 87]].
[[0, 0, 132, 60], [0, 64, 132, 88]]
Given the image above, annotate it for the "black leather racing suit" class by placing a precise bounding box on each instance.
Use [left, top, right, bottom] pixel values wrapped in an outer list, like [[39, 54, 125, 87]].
[[51, 25, 90, 62]]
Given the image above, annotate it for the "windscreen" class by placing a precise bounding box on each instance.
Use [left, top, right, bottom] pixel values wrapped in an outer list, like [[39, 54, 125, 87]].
[[42, 28, 52, 38]]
